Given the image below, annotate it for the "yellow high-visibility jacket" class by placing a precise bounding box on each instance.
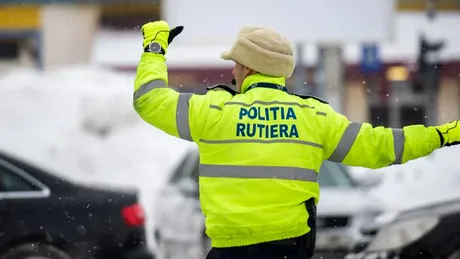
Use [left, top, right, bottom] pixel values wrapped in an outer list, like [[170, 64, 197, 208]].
[[133, 53, 441, 248]]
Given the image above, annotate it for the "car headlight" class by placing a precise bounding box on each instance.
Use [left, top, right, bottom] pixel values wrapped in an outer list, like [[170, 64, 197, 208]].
[[358, 208, 383, 226], [374, 211, 398, 226], [366, 216, 439, 252], [363, 209, 383, 219]]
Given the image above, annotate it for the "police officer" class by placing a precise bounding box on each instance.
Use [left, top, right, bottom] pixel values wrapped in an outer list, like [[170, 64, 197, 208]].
[[133, 21, 460, 259]]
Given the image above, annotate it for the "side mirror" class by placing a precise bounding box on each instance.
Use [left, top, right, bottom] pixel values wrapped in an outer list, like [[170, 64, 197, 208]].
[[360, 211, 398, 235], [176, 178, 198, 198], [161, 185, 180, 196], [360, 224, 379, 236]]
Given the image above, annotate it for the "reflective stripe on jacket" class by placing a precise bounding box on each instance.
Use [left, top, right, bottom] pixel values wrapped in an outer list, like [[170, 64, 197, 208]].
[[133, 53, 441, 248]]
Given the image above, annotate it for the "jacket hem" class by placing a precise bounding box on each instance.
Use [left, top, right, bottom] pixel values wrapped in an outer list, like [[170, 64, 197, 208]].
[[210, 226, 309, 248]]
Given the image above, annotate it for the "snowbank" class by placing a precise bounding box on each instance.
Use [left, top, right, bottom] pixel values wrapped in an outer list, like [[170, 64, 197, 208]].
[[0, 67, 192, 186], [0, 65, 195, 247], [0, 65, 193, 189]]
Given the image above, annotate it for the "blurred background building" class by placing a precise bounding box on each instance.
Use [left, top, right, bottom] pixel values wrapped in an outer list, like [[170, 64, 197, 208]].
[[0, 0, 459, 127]]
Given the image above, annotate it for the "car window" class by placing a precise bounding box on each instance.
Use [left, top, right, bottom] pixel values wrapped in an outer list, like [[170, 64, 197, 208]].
[[169, 151, 199, 184], [318, 160, 355, 188], [0, 164, 39, 192]]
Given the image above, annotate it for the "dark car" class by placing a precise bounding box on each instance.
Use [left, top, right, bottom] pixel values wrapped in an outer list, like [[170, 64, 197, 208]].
[[346, 198, 460, 259], [0, 151, 154, 259]]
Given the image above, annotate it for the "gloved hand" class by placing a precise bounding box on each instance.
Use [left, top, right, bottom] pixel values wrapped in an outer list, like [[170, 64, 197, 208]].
[[141, 20, 184, 53], [435, 120, 460, 147]]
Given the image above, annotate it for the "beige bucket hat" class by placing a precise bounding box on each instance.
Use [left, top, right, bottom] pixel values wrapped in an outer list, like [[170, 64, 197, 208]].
[[221, 27, 295, 78]]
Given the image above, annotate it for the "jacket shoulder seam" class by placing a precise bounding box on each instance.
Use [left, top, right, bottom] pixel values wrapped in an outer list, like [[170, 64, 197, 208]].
[[291, 93, 329, 104], [206, 84, 239, 96]]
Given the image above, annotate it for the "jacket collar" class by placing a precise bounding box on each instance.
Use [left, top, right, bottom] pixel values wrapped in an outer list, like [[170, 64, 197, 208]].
[[241, 74, 286, 93]]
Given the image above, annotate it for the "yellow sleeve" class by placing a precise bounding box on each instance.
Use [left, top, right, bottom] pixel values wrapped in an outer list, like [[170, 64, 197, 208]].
[[133, 53, 210, 142], [322, 105, 442, 169]]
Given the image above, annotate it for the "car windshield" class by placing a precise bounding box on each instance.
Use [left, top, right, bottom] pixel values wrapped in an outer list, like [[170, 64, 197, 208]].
[[318, 160, 355, 188], [169, 150, 199, 184]]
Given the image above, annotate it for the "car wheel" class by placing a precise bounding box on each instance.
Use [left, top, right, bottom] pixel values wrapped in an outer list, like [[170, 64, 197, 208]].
[[0, 243, 71, 259], [448, 249, 460, 259]]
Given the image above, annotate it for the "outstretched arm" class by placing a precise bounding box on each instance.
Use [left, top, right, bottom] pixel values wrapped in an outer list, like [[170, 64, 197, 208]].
[[322, 105, 445, 169]]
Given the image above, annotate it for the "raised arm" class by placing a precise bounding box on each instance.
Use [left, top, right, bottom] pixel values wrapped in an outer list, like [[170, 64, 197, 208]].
[[133, 21, 210, 142]]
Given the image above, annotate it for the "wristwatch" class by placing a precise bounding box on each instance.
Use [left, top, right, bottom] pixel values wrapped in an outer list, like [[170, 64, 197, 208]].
[[144, 41, 165, 55]]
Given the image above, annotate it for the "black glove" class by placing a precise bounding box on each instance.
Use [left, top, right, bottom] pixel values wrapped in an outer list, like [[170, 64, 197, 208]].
[[435, 120, 460, 147], [168, 26, 184, 44]]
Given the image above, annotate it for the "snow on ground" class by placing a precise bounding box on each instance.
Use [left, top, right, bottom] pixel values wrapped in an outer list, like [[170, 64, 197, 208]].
[[0, 65, 195, 247]]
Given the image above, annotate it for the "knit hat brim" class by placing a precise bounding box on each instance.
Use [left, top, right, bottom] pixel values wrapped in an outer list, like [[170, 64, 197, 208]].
[[220, 50, 232, 61]]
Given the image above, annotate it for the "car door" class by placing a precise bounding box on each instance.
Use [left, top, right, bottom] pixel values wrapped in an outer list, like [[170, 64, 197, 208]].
[[176, 156, 203, 238], [156, 151, 201, 242], [170, 151, 202, 241], [0, 158, 50, 248]]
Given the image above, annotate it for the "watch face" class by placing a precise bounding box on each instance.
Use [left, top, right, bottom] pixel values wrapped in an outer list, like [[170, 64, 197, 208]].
[[149, 42, 162, 53]]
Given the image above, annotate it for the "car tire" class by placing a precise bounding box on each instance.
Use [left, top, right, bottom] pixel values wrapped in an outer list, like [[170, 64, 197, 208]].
[[448, 249, 460, 259], [0, 243, 72, 259]]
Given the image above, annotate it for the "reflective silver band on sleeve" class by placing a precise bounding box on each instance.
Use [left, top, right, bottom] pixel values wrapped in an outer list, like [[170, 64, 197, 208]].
[[328, 122, 362, 162], [133, 79, 167, 101], [176, 93, 193, 141], [209, 105, 222, 111], [200, 164, 317, 182], [391, 128, 405, 164]]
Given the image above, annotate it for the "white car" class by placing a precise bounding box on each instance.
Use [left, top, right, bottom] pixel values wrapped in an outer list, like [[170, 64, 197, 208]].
[[314, 162, 386, 258], [153, 149, 386, 259]]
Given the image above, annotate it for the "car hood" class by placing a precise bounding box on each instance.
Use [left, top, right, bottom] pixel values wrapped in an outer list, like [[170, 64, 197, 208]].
[[317, 188, 384, 215], [398, 197, 460, 220]]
